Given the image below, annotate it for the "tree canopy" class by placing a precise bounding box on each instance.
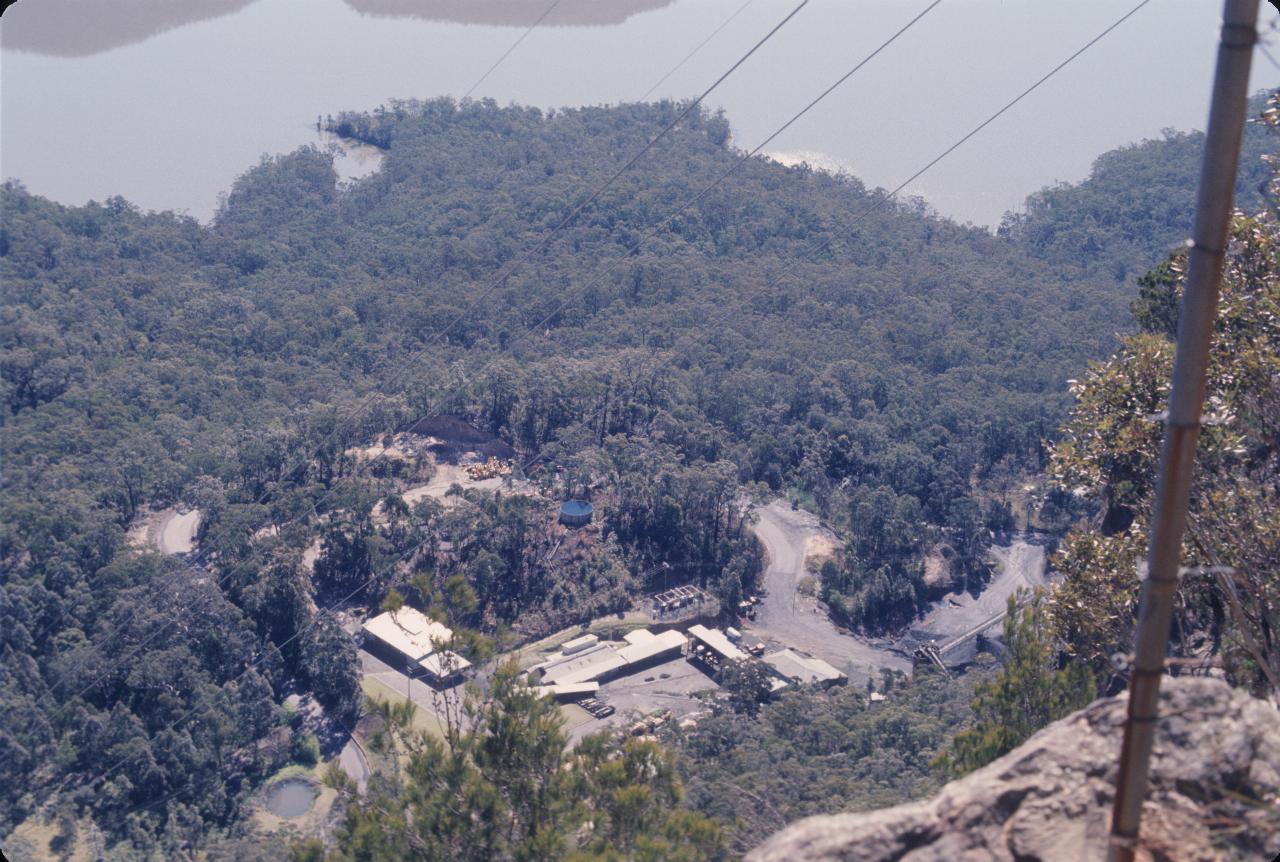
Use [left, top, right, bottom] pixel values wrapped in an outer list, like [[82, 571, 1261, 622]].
[[2, 91, 1274, 855]]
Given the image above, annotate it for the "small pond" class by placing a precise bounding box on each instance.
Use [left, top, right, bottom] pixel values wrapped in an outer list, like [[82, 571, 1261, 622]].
[[263, 778, 318, 819]]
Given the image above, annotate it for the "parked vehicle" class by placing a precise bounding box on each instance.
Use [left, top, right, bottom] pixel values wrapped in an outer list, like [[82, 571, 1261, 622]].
[[578, 698, 615, 719]]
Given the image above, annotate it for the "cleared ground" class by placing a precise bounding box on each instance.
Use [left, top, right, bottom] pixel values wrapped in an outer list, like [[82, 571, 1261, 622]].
[[358, 649, 461, 737], [566, 656, 718, 745], [248, 764, 339, 840], [746, 500, 910, 684], [512, 612, 656, 670], [126, 507, 201, 555], [374, 456, 538, 523], [910, 540, 1047, 646], [746, 501, 1048, 679]]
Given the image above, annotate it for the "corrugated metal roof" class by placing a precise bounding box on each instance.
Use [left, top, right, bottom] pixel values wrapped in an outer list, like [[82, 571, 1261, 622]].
[[763, 648, 846, 684], [536, 628, 687, 685], [563, 633, 599, 654], [418, 650, 472, 678], [688, 624, 748, 661], [617, 629, 686, 664], [536, 681, 600, 699], [540, 646, 627, 686], [363, 607, 454, 661]]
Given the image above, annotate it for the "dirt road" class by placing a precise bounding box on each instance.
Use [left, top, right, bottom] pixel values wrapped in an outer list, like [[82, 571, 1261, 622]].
[[372, 459, 535, 523], [909, 540, 1047, 649], [746, 502, 1050, 677], [127, 507, 201, 555], [745, 500, 910, 683], [158, 509, 201, 554], [337, 739, 370, 793]]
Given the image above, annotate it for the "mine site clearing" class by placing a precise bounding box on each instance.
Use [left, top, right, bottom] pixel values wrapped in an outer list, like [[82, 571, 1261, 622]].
[[130, 416, 1047, 777]]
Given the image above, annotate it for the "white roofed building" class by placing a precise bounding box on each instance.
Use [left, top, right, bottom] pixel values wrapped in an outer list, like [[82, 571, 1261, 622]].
[[536, 681, 601, 701], [562, 633, 599, 654], [686, 624, 748, 669], [617, 628, 687, 663], [535, 645, 627, 687], [763, 648, 847, 689], [362, 606, 471, 682], [418, 649, 472, 680], [531, 628, 687, 687]]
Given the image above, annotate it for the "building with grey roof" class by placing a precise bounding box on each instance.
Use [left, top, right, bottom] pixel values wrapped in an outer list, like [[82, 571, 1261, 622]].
[[763, 648, 847, 689]]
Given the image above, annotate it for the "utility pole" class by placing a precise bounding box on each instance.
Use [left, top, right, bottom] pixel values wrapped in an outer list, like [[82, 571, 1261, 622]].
[[1106, 2, 1259, 861]]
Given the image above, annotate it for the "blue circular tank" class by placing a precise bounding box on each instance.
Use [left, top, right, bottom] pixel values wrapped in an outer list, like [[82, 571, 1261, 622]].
[[559, 500, 593, 527]]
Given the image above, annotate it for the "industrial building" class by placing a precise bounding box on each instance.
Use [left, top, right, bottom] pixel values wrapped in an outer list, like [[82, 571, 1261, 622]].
[[362, 606, 472, 683], [532, 628, 686, 688], [617, 628, 687, 665], [763, 648, 848, 689], [535, 641, 626, 686], [535, 681, 601, 701], [686, 624, 748, 669], [562, 633, 599, 654], [650, 584, 710, 620]]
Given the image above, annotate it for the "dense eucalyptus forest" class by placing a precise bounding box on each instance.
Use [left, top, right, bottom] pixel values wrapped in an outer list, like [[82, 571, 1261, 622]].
[[1, 93, 1275, 858]]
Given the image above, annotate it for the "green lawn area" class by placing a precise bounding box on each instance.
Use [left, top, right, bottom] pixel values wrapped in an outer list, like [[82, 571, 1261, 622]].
[[360, 677, 448, 739]]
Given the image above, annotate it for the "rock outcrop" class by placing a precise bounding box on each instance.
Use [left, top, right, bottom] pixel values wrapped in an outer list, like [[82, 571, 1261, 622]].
[[749, 677, 1280, 862]]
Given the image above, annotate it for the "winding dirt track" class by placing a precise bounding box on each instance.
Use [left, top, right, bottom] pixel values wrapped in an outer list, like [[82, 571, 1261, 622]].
[[744, 501, 1049, 680], [338, 738, 370, 793], [745, 500, 910, 683], [910, 541, 1047, 649]]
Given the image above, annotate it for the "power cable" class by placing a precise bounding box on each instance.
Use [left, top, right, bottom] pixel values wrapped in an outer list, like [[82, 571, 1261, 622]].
[[463, 0, 565, 100], [33, 6, 816, 807], [1258, 41, 1280, 71], [637, 0, 757, 102], [523, 0, 1158, 477], [41, 0, 958, 813], [384, 0, 946, 463], [40, 0, 810, 713], [43, 0, 1157, 824]]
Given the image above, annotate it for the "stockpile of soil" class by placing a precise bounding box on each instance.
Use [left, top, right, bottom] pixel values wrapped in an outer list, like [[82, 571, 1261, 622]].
[[405, 415, 516, 462]]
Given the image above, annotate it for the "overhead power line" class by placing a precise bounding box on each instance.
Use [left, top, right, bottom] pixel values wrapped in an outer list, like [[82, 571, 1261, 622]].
[[876, 0, 1156, 208], [33, 0, 813, 797], [1258, 40, 1280, 71], [522, 0, 1159, 474], [39, 0, 952, 815], [45, 0, 1162, 826], [245, 0, 810, 511], [463, 0, 564, 99], [637, 0, 758, 102], [414, 0, 946, 447], [39, 0, 810, 714]]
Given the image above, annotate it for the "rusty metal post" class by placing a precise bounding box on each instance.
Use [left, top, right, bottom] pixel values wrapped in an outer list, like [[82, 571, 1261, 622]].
[[1106, 2, 1259, 860]]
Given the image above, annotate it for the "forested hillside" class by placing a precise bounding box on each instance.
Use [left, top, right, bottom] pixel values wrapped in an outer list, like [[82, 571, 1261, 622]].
[[1, 94, 1273, 856], [1000, 96, 1273, 277]]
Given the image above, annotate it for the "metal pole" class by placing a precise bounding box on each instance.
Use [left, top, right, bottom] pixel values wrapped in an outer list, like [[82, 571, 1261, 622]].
[[1106, 3, 1258, 860]]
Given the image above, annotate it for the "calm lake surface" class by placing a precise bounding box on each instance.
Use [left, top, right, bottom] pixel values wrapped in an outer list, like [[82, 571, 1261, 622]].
[[3, 0, 1278, 226]]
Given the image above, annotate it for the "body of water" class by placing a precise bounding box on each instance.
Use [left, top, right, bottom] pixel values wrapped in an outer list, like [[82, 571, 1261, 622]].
[[2, 0, 1278, 226], [263, 778, 318, 818]]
